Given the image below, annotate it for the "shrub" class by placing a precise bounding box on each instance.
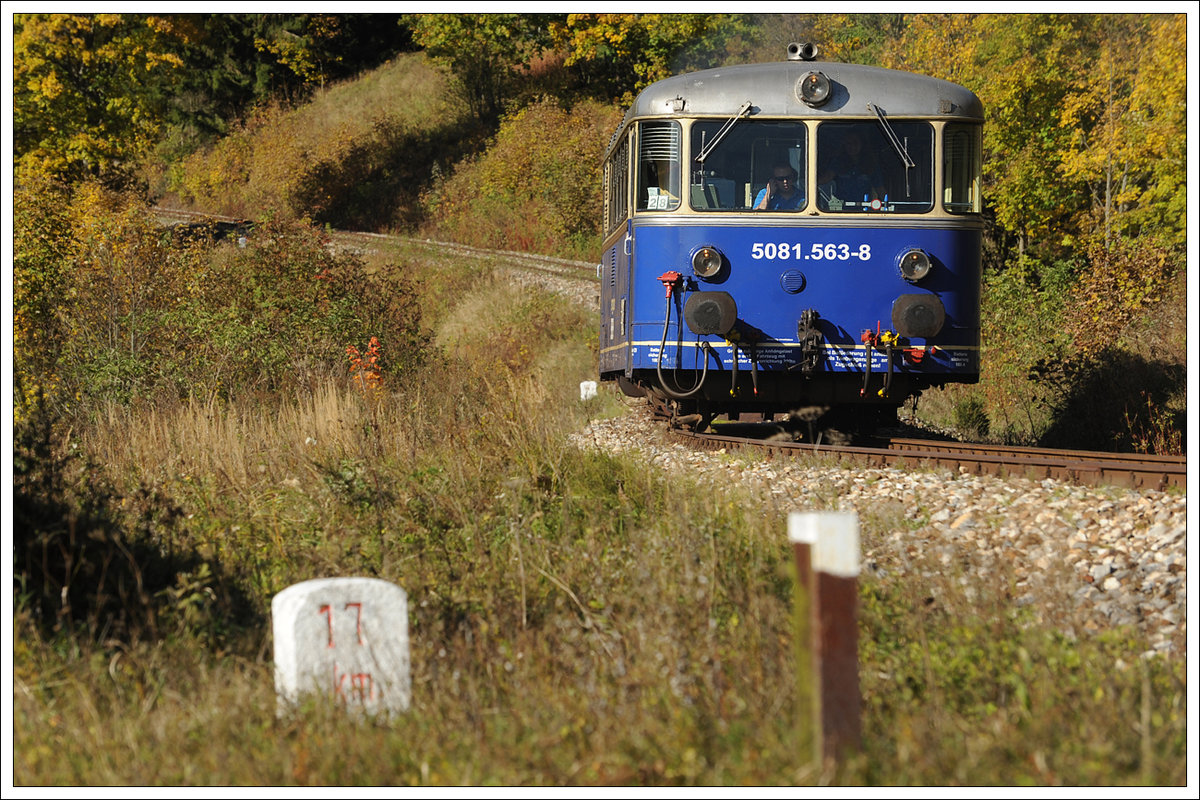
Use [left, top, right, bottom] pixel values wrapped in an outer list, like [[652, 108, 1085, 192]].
[[1060, 234, 1179, 357], [1030, 234, 1184, 453], [12, 173, 74, 416], [974, 257, 1070, 439], [12, 181, 432, 411], [422, 98, 624, 259], [1033, 348, 1185, 453], [952, 396, 990, 440], [174, 215, 431, 401]]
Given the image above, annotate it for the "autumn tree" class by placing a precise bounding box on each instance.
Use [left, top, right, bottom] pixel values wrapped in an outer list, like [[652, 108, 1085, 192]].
[[877, 13, 979, 86], [148, 14, 410, 160], [1126, 14, 1188, 248], [249, 14, 408, 94], [403, 14, 556, 122], [798, 13, 908, 65], [1058, 14, 1186, 248], [550, 13, 740, 102], [889, 13, 1186, 262], [13, 14, 184, 183], [970, 15, 1099, 260], [14, 13, 412, 180]]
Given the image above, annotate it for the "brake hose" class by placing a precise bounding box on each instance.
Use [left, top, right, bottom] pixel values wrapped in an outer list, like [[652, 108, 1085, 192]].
[[880, 340, 894, 398], [860, 344, 873, 397], [750, 341, 759, 396], [729, 342, 738, 396], [656, 293, 709, 398]]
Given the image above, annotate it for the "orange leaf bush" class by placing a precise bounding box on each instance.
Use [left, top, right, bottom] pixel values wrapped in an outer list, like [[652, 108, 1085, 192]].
[[347, 336, 383, 393]]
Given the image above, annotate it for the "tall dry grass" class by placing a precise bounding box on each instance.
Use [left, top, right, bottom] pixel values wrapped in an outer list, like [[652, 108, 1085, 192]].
[[89, 385, 411, 493]]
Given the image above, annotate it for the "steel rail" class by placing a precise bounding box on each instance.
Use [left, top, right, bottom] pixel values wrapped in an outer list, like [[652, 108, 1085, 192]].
[[670, 427, 1186, 491]]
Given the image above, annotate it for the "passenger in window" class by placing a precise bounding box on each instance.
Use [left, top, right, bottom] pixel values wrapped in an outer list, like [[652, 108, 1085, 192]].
[[754, 165, 804, 211], [818, 130, 885, 210]]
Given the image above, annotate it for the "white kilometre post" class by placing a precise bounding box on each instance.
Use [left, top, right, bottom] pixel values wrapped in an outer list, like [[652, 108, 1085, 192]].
[[273, 577, 411, 719], [788, 511, 862, 762]]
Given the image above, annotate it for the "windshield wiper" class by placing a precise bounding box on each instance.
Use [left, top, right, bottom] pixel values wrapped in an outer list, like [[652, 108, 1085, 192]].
[[868, 103, 915, 168], [694, 101, 753, 164]]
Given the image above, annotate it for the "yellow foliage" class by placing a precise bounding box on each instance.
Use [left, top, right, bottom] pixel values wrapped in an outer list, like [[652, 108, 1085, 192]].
[[1062, 235, 1176, 355], [14, 13, 182, 181]]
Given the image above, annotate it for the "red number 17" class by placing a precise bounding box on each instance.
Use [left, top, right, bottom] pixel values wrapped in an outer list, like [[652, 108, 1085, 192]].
[[319, 602, 364, 648]]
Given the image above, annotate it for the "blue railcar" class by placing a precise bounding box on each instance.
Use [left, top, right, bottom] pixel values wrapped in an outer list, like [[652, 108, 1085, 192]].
[[598, 44, 984, 433]]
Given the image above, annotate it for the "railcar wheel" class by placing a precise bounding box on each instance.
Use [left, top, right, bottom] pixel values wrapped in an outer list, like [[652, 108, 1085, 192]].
[[616, 375, 646, 398], [672, 411, 715, 433], [644, 388, 674, 420]]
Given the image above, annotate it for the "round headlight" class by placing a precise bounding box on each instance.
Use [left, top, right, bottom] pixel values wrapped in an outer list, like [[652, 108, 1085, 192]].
[[898, 249, 932, 282], [691, 245, 724, 279], [798, 71, 831, 107]]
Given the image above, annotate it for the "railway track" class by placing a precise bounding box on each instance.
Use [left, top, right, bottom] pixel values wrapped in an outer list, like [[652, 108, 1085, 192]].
[[331, 230, 598, 278], [668, 422, 1186, 492], [153, 207, 598, 279], [154, 208, 600, 301]]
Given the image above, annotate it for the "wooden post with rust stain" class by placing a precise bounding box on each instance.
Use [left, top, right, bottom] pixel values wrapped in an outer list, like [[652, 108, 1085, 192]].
[[788, 511, 862, 762]]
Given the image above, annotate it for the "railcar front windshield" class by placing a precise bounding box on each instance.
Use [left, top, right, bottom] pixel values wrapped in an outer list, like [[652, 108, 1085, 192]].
[[688, 120, 808, 212], [816, 121, 933, 213], [629, 116, 978, 216]]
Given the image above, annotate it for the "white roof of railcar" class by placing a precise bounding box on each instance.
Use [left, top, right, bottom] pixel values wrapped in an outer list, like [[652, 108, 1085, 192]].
[[605, 59, 984, 160]]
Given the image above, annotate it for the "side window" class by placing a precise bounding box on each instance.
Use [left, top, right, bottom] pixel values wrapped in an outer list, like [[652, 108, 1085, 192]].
[[816, 121, 933, 213], [637, 121, 681, 211], [689, 120, 806, 212], [605, 133, 630, 235], [944, 123, 982, 214]]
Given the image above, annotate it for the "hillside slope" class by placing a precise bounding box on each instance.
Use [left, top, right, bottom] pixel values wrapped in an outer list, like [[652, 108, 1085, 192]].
[[160, 52, 478, 231]]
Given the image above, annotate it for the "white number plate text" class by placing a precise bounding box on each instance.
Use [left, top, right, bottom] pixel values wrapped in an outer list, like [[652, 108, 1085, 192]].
[[750, 242, 873, 262]]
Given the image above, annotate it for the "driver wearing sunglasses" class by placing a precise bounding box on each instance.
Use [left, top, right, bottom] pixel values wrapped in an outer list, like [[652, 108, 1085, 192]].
[[754, 164, 804, 210]]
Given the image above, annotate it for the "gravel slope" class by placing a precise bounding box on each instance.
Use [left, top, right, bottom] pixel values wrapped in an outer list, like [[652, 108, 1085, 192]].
[[571, 402, 1189, 658]]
